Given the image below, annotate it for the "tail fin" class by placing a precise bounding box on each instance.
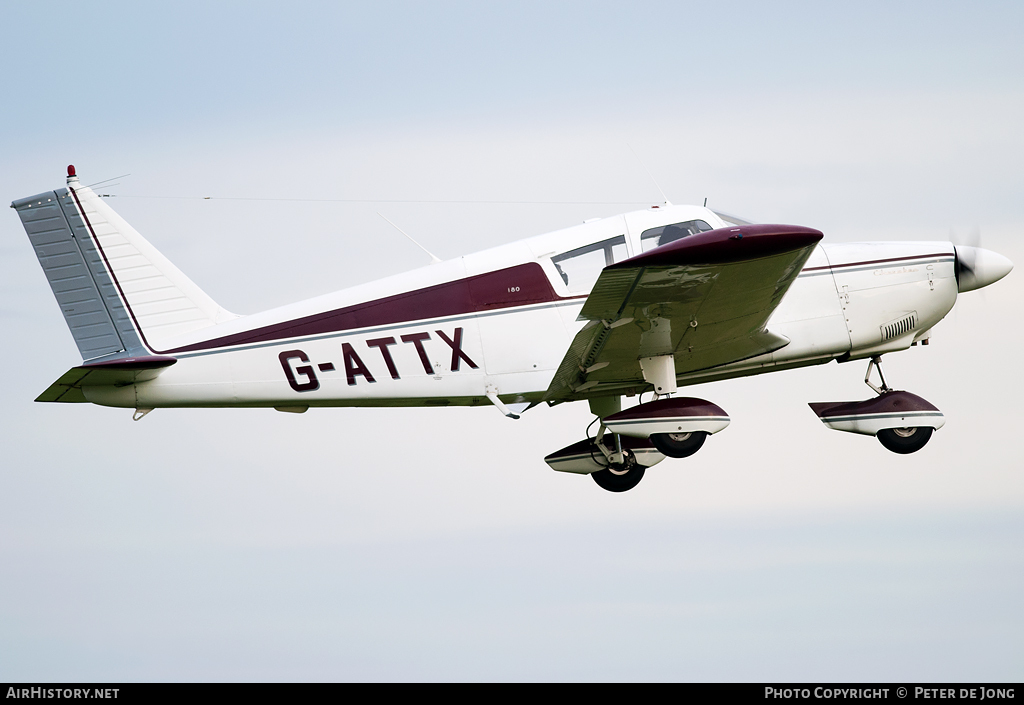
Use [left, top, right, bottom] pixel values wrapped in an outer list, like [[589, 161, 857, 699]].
[[12, 166, 236, 360]]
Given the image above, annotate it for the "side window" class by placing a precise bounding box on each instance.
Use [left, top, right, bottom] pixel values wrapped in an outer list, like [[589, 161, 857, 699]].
[[551, 235, 628, 294], [640, 219, 713, 252]]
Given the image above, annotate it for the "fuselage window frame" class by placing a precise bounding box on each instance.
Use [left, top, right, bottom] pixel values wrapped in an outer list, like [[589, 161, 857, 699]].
[[551, 235, 628, 294]]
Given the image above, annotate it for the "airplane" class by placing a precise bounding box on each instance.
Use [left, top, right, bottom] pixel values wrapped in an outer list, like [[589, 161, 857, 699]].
[[11, 166, 1014, 492]]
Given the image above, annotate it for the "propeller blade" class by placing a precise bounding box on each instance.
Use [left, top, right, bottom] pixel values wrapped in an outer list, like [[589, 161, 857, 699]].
[[951, 226, 983, 287]]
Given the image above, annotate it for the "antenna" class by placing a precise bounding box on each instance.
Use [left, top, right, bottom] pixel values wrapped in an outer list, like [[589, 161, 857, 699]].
[[626, 143, 672, 206], [85, 173, 131, 189], [376, 212, 442, 264]]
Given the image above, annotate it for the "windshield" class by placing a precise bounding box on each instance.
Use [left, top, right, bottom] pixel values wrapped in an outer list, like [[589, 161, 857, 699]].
[[639, 219, 713, 252]]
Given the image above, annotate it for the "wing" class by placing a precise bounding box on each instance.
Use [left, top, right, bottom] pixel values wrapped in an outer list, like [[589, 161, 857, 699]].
[[544, 223, 823, 401]]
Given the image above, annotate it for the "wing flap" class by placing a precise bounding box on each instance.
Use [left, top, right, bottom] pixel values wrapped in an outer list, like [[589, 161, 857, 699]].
[[545, 224, 822, 401], [577, 269, 643, 321]]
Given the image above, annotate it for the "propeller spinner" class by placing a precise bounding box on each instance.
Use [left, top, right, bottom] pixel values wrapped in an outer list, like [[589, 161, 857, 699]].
[[953, 245, 1014, 293]]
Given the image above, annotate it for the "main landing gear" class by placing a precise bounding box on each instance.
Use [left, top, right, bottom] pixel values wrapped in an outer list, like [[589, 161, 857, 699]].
[[586, 423, 655, 492], [808, 355, 945, 454], [543, 432, 666, 492], [593, 429, 708, 492], [543, 396, 731, 493], [590, 446, 646, 493], [649, 431, 707, 459]]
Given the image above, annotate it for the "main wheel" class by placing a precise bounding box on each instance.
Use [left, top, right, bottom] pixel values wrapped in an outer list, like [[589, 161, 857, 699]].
[[650, 431, 707, 458], [877, 426, 933, 454], [591, 463, 646, 492]]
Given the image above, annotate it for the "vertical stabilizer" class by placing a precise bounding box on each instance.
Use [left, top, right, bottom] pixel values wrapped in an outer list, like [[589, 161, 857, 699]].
[[12, 166, 237, 359]]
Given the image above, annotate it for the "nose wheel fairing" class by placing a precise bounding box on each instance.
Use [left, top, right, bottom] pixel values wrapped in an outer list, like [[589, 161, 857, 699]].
[[809, 354, 944, 453], [808, 391, 945, 437]]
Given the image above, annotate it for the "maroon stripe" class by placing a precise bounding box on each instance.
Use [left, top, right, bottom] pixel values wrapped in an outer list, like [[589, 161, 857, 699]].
[[82, 356, 177, 370], [809, 391, 939, 419], [167, 261, 565, 353], [89, 205, 948, 358], [71, 186, 572, 355], [545, 434, 661, 461], [604, 397, 728, 422], [803, 252, 955, 273]]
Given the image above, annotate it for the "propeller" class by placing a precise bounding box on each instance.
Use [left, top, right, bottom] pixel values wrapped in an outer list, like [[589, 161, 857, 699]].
[[951, 226, 1013, 293], [949, 227, 978, 335], [952, 226, 979, 291]]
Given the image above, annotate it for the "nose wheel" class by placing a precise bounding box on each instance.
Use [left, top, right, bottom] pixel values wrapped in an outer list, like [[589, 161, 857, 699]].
[[865, 356, 936, 454], [877, 426, 933, 454]]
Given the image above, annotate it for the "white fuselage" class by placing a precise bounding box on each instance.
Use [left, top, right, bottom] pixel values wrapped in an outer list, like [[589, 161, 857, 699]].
[[82, 205, 958, 410]]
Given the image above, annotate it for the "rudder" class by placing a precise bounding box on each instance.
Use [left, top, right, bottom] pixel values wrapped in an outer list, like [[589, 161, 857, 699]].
[[12, 166, 237, 360], [13, 184, 143, 360]]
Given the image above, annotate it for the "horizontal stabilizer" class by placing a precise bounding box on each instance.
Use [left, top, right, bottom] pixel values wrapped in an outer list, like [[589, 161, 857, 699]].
[[36, 356, 176, 403]]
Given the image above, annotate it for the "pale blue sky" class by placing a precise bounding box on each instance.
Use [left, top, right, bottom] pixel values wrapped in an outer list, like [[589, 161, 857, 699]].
[[2, 1, 1022, 681]]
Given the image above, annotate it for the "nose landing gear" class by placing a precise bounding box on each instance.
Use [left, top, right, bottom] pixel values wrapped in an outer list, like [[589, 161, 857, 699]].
[[877, 426, 934, 454], [809, 355, 945, 454]]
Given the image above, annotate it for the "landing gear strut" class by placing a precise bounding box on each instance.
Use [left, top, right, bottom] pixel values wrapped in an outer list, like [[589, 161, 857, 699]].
[[864, 355, 936, 453], [864, 355, 891, 395], [590, 425, 645, 492]]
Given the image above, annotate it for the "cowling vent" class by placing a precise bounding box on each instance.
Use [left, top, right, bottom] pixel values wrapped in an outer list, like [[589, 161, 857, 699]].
[[881, 312, 917, 341]]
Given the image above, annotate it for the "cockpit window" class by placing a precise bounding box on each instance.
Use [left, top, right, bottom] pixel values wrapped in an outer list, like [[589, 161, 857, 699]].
[[640, 219, 713, 252], [552, 235, 628, 294]]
